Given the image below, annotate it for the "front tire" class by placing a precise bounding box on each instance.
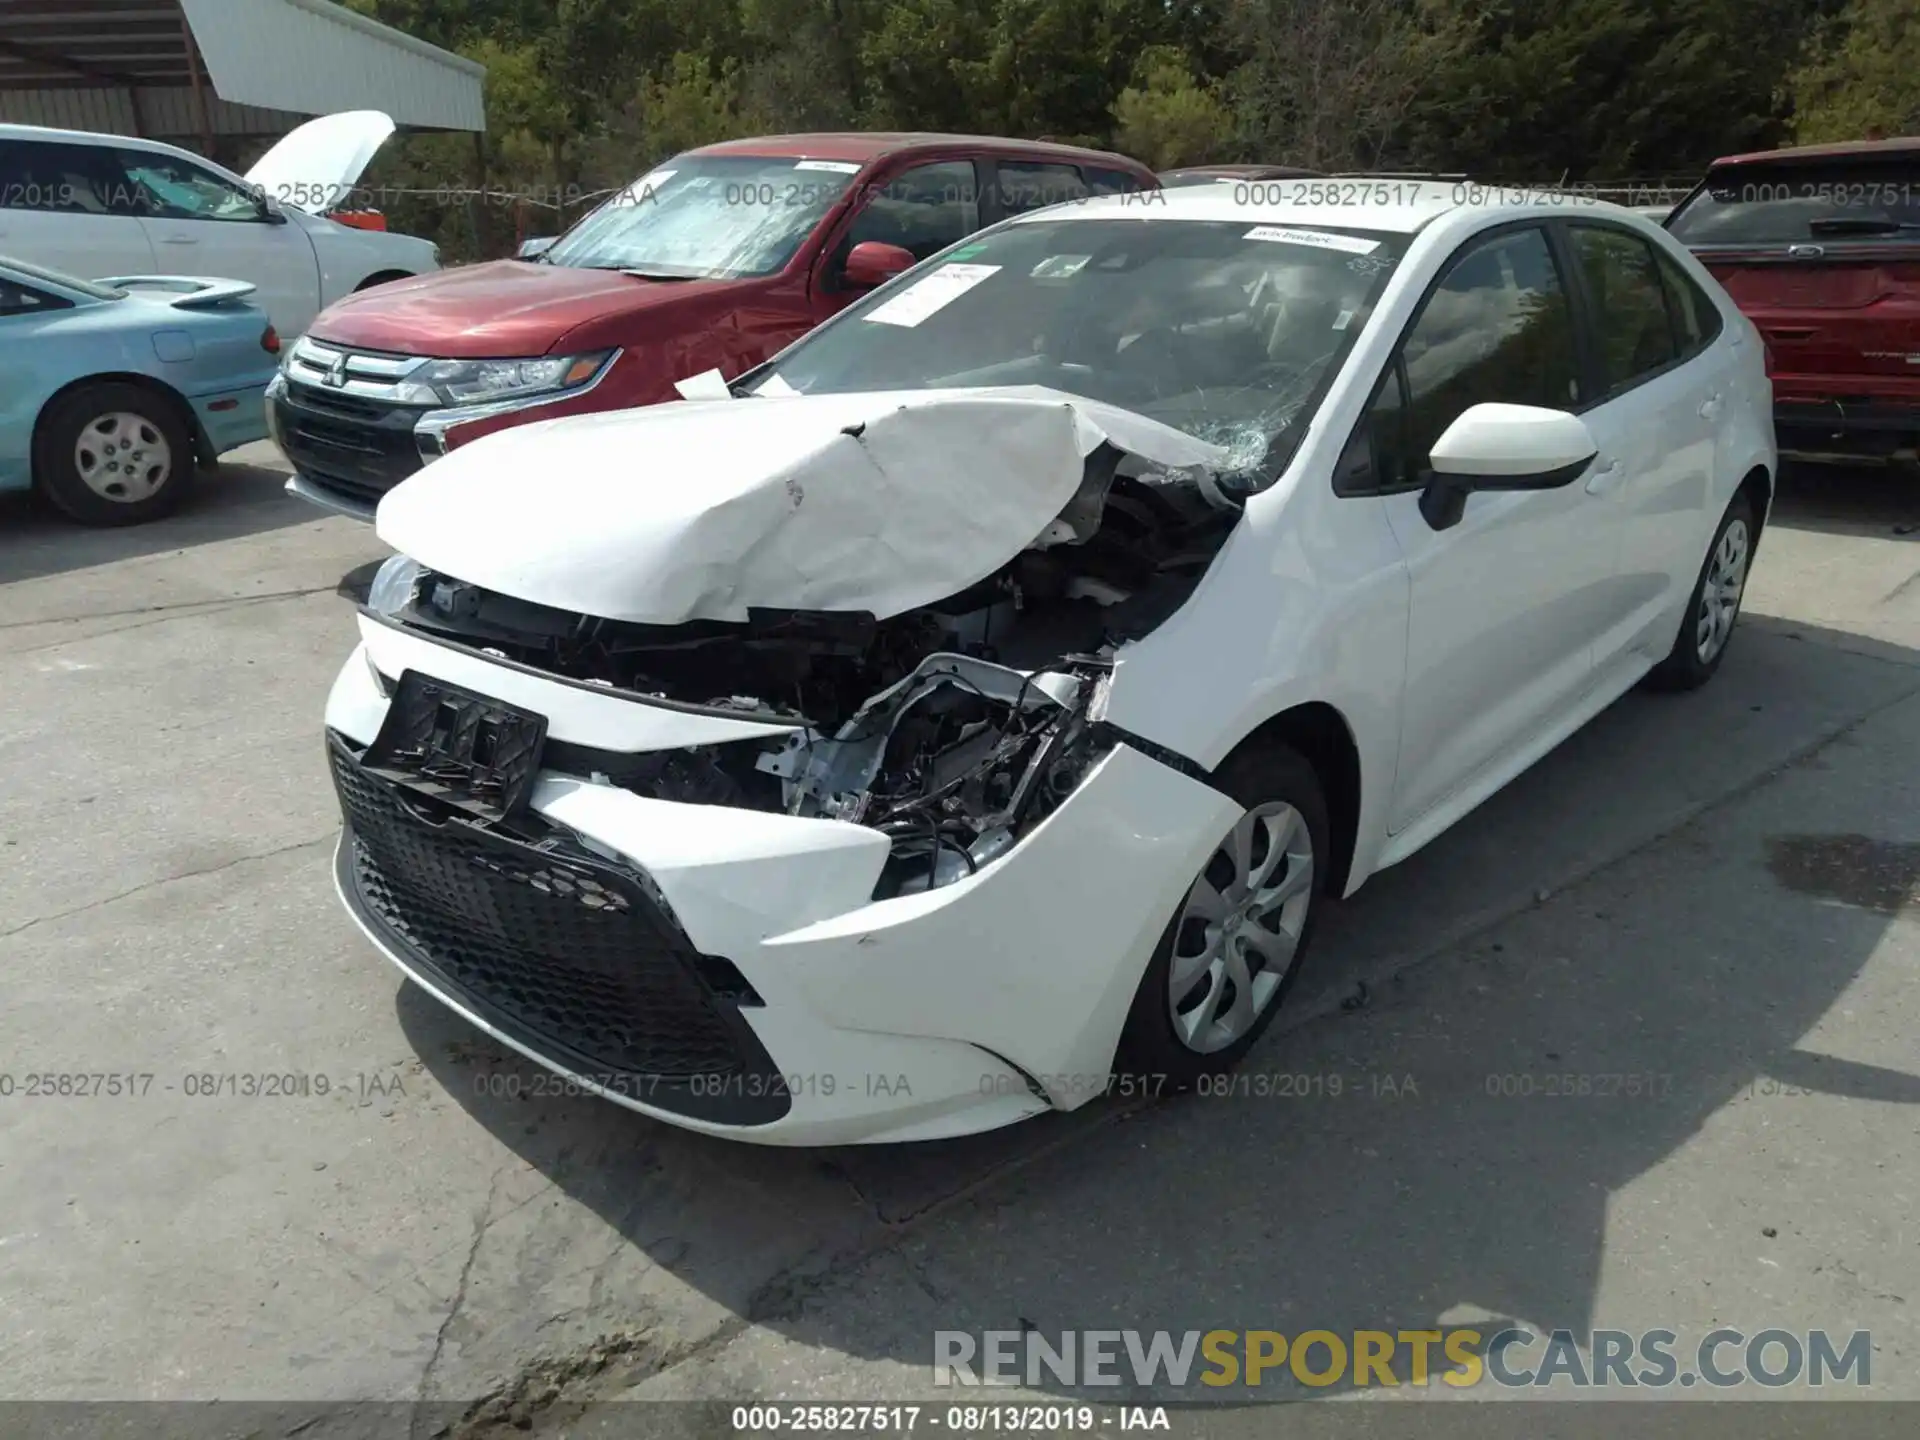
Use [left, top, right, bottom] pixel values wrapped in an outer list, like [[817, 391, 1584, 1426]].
[[1117, 743, 1330, 1086], [33, 382, 194, 527], [1644, 494, 1754, 692]]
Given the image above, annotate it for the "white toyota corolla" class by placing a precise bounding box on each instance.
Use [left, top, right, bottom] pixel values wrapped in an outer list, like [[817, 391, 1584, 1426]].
[[322, 183, 1774, 1145]]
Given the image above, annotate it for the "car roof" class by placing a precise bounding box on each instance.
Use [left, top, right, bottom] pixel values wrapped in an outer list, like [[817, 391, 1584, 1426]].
[[689, 131, 1151, 172], [1008, 179, 1607, 235], [1160, 164, 1322, 181], [1709, 135, 1920, 168], [0, 121, 196, 159]]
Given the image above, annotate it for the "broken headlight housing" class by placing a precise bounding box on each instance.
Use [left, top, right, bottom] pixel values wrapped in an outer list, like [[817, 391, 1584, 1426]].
[[365, 554, 428, 617]]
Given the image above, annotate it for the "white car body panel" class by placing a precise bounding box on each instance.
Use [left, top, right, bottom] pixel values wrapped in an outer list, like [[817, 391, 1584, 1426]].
[[375, 386, 1226, 625], [320, 187, 1776, 1143], [0, 119, 437, 337]]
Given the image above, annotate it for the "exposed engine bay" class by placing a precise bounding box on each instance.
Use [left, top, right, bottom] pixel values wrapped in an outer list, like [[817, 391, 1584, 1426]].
[[367, 443, 1240, 898]]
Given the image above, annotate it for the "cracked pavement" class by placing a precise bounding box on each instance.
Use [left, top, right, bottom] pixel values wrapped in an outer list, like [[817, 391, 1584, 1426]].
[[1, 449, 1916, 1426]]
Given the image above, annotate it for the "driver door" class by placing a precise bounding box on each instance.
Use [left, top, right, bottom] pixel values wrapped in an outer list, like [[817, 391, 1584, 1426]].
[[1356, 223, 1618, 834], [813, 159, 981, 321], [118, 148, 320, 336]]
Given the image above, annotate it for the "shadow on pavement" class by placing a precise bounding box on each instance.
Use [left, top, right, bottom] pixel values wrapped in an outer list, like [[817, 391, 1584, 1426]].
[[1772, 460, 1920, 541], [0, 454, 318, 586], [391, 613, 1920, 1402]]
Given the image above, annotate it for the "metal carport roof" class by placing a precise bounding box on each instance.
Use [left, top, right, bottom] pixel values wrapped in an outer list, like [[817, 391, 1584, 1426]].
[[0, 0, 485, 143]]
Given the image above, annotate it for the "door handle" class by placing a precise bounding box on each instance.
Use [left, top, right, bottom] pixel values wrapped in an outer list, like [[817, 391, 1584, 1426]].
[[159, 235, 200, 246], [1585, 459, 1625, 496], [1699, 393, 1723, 421]]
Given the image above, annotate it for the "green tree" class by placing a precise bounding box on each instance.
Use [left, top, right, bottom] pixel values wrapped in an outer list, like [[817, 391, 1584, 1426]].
[[1789, 0, 1920, 141], [1114, 45, 1236, 168], [1227, 0, 1468, 171]]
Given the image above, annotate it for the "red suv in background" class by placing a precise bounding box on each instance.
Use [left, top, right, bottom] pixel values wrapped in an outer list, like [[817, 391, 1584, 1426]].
[[269, 133, 1157, 519], [1666, 137, 1920, 467]]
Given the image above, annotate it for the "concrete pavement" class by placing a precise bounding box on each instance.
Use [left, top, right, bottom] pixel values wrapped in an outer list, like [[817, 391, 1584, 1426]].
[[0, 450, 1915, 1429]]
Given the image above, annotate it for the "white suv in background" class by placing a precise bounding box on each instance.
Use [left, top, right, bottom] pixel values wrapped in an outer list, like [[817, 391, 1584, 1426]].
[[0, 112, 438, 337]]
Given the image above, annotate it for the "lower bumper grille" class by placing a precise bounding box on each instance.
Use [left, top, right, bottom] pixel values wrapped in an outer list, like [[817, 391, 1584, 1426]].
[[328, 732, 790, 1125]]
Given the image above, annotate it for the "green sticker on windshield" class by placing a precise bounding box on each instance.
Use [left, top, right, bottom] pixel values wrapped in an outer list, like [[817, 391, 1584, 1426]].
[[950, 243, 988, 259]]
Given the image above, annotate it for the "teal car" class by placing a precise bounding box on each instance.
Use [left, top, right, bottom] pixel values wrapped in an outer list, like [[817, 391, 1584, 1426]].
[[0, 257, 280, 525]]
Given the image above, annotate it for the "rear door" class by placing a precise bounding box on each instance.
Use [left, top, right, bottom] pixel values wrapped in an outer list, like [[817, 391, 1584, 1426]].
[[0, 138, 155, 280], [1667, 154, 1920, 407], [1559, 220, 1727, 678]]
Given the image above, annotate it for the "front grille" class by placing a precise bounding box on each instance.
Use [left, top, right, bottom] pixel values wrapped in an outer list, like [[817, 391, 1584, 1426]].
[[328, 733, 790, 1124], [273, 387, 429, 507]]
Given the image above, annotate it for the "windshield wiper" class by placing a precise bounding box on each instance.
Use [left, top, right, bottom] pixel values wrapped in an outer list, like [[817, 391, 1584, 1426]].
[[619, 269, 698, 282], [1806, 216, 1920, 236]]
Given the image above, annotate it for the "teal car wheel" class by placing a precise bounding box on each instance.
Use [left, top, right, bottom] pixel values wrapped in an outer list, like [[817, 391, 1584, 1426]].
[[34, 382, 194, 527]]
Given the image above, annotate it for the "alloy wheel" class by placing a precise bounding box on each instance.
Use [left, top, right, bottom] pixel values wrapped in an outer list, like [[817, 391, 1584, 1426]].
[[1695, 517, 1749, 665], [1167, 802, 1315, 1054]]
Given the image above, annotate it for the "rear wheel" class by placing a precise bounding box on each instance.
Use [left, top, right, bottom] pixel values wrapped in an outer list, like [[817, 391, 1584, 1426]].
[[1117, 743, 1329, 1086], [1644, 494, 1754, 692], [33, 382, 194, 526]]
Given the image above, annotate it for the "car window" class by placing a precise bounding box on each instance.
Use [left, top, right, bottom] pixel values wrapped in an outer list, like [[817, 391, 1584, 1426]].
[[1667, 158, 1920, 246], [0, 278, 67, 316], [1338, 363, 1415, 495], [547, 154, 859, 279], [1395, 225, 1582, 472], [1085, 166, 1143, 196], [844, 161, 980, 262], [1568, 225, 1680, 394], [0, 140, 139, 216], [994, 161, 1089, 216], [114, 149, 264, 222], [1653, 248, 1722, 354]]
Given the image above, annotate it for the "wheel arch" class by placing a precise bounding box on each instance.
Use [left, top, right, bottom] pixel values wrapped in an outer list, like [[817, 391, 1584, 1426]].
[[31, 372, 209, 474], [354, 269, 414, 292], [1214, 700, 1364, 899], [1735, 463, 1773, 551]]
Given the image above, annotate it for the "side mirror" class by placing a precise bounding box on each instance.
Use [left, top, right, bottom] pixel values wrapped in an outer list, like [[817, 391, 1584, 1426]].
[[1419, 403, 1598, 530], [844, 240, 916, 290], [259, 194, 289, 225], [518, 235, 558, 260]]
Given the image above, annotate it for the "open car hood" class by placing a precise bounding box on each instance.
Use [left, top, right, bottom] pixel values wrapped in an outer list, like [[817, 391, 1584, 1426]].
[[245, 110, 395, 214], [375, 386, 1228, 625]]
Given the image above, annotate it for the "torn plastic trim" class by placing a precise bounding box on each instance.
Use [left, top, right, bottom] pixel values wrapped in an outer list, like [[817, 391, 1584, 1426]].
[[355, 606, 811, 728]]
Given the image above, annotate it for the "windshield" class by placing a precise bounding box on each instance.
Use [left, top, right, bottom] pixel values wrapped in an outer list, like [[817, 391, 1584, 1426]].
[[755, 216, 1404, 478], [1668, 159, 1920, 245], [544, 154, 862, 278], [1, 256, 124, 301]]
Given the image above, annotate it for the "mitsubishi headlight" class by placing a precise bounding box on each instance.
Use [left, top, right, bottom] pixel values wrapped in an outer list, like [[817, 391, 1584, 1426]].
[[397, 350, 613, 406]]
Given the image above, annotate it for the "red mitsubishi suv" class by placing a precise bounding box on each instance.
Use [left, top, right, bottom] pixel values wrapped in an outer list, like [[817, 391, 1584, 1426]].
[[1666, 137, 1920, 467], [269, 132, 1157, 518]]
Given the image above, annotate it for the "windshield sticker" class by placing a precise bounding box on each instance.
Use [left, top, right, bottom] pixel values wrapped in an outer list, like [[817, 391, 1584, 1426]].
[[1332, 309, 1356, 331], [1030, 254, 1091, 279], [756, 372, 799, 397], [1243, 226, 1380, 255], [614, 169, 675, 205], [863, 263, 1001, 328], [949, 243, 988, 259], [795, 159, 862, 174]]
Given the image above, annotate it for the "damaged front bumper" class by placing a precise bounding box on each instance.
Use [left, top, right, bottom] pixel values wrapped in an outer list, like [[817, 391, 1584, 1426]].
[[326, 620, 1238, 1145]]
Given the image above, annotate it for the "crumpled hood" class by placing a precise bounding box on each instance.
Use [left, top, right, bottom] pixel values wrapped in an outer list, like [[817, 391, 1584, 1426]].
[[375, 386, 1227, 625]]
